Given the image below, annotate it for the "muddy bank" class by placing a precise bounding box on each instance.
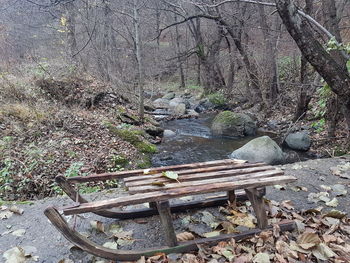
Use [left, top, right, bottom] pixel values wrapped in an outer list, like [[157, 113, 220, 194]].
[[1, 156, 349, 262]]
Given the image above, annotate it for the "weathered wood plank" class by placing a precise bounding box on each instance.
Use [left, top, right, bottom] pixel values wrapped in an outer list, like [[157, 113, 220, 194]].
[[245, 188, 268, 229], [127, 169, 284, 194], [123, 162, 267, 183], [67, 159, 247, 183], [156, 201, 178, 247], [125, 165, 274, 188], [62, 175, 296, 215]]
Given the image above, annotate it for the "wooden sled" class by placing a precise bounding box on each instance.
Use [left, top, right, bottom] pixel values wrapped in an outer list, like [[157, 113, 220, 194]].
[[45, 159, 297, 261]]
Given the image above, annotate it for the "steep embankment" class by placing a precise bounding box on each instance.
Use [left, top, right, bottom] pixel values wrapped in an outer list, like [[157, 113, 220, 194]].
[[0, 76, 162, 201]]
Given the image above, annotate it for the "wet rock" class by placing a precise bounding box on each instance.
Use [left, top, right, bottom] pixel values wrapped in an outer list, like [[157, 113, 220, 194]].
[[230, 136, 285, 164], [211, 111, 257, 137], [169, 97, 190, 109], [173, 103, 186, 116], [285, 131, 311, 151], [187, 109, 199, 117], [144, 125, 164, 137], [194, 99, 214, 113], [163, 129, 176, 137], [162, 92, 176, 100], [153, 98, 170, 109]]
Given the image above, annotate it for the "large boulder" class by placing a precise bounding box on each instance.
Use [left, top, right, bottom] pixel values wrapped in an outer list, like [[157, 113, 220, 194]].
[[285, 131, 311, 151], [153, 98, 170, 109], [211, 111, 257, 137], [230, 136, 285, 164]]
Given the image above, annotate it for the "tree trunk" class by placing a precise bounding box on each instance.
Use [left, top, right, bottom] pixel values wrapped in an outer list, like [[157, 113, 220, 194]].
[[174, 14, 185, 88], [275, 0, 350, 136], [293, 0, 313, 121], [133, 0, 144, 122]]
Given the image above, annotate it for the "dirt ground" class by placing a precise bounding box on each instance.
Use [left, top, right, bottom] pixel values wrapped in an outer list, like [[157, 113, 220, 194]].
[[1, 156, 349, 263]]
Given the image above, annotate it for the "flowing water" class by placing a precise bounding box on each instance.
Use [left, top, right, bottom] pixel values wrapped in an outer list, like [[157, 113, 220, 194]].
[[152, 113, 262, 167]]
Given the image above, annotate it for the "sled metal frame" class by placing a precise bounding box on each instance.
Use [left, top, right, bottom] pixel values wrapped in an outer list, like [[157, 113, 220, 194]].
[[45, 159, 297, 261]]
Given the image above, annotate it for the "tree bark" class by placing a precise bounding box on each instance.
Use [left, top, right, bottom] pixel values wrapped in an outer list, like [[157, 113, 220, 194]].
[[133, 0, 144, 122], [276, 0, 350, 135]]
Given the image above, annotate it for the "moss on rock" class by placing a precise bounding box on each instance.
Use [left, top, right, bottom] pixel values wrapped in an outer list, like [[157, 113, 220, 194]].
[[207, 92, 227, 107], [106, 123, 157, 154], [211, 111, 256, 137]]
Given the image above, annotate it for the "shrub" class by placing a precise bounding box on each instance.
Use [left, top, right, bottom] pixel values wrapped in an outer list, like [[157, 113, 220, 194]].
[[207, 92, 227, 107]]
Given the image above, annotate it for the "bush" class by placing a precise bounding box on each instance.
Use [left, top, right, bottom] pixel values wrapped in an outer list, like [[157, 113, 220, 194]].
[[207, 92, 227, 107]]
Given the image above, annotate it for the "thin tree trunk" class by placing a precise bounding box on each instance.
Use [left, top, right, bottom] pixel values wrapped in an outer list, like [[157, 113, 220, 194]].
[[174, 14, 185, 88], [133, 0, 144, 122]]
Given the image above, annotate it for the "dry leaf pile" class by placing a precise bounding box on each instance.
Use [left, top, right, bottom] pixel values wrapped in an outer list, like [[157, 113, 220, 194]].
[[136, 199, 350, 263]]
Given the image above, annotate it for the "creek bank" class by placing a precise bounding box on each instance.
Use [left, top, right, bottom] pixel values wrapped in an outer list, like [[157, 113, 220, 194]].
[[1, 157, 349, 262]]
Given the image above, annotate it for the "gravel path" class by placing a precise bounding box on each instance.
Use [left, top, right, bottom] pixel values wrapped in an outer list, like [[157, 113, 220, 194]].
[[1, 156, 349, 263]]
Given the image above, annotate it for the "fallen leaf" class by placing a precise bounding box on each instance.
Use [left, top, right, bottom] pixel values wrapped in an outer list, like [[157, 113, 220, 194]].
[[297, 232, 321, 250], [325, 198, 339, 207], [324, 210, 347, 219], [116, 238, 134, 246], [162, 171, 180, 182], [331, 184, 347, 196], [276, 240, 298, 259], [308, 192, 330, 203], [201, 211, 219, 229], [281, 200, 294, 210], [274, 185, 286, 190], [0, 210, 13, 220], [3, 247, 26, 263], [203, 231, 221, 238], [9, 206, 24, 215], [253, 252, 270, 263], [90, 220, 105, 232], [151, 181, 165, 187], [222, 249, 235, 261], [11, 229, 26, 237], [102, 241, 118, 249], [312, 243, 336, 260], [176, 232, 195, 241]]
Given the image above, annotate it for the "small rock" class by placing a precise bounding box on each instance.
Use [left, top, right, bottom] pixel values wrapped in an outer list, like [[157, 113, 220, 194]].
[[173, 103, 186, 116], [163, 130, 176, 137], [162, 92, 176, 100], [285, 131, 311, 151]]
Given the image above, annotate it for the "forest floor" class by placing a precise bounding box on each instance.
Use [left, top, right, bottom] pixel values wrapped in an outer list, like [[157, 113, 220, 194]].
[[1, 157, 350, 263]]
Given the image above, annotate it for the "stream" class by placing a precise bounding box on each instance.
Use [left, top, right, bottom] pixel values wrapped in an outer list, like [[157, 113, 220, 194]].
[[152, 113, 313, 167], [152, 113, 263, 167]]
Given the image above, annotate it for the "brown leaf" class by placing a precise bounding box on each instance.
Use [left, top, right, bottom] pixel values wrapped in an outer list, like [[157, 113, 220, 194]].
[[9, 206, 24, 215], [297, 232, 321, 250], [176, 232, 195, 242], [90, 220, 105, 233], [281, 200, 294, 210]]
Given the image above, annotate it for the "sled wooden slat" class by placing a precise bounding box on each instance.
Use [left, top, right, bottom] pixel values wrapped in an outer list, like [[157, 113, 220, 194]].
[[125, 165, 277, 189], [67, 159, 245, 183], [123, 162, 266, 183], [62, 175, 295, 215]]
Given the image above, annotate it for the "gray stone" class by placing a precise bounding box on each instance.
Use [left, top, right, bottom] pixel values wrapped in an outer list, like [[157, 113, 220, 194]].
[[163, 129, 176, 137], [285, 131, 311, 151], [230, 136, 285, 164], [187, 109, 199, 117], [169, 97, 190, 109], [153, 98, 170, 109], [173, 103, 186, 116], [211, 111, 257, 137], [162, 92, 176, 100], [194, 99, 214, 113]]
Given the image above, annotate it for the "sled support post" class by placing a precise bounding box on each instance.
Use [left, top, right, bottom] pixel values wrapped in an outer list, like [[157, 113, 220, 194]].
[[156, 201, 178, 247]]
